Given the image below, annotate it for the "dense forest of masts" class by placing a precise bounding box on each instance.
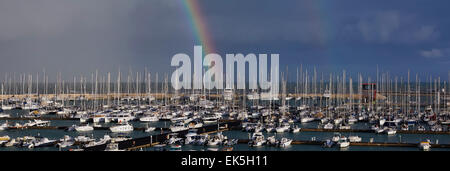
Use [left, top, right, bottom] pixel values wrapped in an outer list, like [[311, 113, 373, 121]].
[[0, 67, 449, 112]]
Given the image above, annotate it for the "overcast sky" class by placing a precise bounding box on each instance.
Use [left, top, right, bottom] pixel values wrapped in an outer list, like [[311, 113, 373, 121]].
[[0, 0, 449, 81]]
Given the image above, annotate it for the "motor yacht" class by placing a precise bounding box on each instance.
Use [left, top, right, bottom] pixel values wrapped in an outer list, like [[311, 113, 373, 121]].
[[188, 121, 203, 129], [323, 123, 334, 129], [144, 127, 156, 132], [266, 136, 277, 146], [33, 137, 57, 148], [385, 128, 396, 135], [0, 122, 9, 131], [301, 117, 315, 123], [0, 113, 10, 118], [419, 140, 431, 151], [170, 122, 189, 132], [348, 136, 362, 142], [248, 132, 266, 147], [23, 119, 50, 127], [110, 123, 134, 133], [275, 122, 290, 133], [74, 135, 95, 143], [75, 124, 94, 132], [291, 125, 301, 133], [140, 115, 159, 122], [339, 124, 351, 130], [265, 124, 275, 133], [338, 138, 350, 148], [207, 132, 227, 146], [279, 138, 293, 147], [184, 129, 198, 145], [166, 133, 183, 145]]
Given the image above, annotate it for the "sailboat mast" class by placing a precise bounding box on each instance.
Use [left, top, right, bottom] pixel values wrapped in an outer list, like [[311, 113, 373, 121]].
[[107, 72, 110, 107]]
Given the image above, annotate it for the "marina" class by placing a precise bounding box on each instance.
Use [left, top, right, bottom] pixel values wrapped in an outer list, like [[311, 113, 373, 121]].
[[0, 69, 449, 151], [3, 1, 450, 170], [0, 0, 450, 154]]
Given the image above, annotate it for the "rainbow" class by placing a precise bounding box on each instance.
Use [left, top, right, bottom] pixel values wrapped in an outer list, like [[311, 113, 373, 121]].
[[181, 0, 216, 54]]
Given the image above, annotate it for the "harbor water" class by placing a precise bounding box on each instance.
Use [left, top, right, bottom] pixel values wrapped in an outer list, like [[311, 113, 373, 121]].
[[1, 109, 449, 151]]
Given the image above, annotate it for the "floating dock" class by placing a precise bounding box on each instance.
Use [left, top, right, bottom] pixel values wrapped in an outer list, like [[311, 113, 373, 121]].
[[0, 117, 79, 121], [3, 120, 450, 135], [6, 126, 171, 131], [82, 120, 242, 151], [238, 139, 450, 148], [298, 128, 450, 135]]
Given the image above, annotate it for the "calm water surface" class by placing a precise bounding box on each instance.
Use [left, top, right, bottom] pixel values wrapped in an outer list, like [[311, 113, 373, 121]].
[[1, 109, 449, 151]]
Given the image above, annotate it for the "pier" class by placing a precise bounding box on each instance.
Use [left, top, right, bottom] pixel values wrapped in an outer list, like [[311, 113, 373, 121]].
[[237, 139, 450, 148], [3, 120, 450, 135], [76, 119, 450, 151], [298, 128, 450, 135], [82, 120, 241, 151], [0, 117, 79, 121], [5, 126, 171, 131]]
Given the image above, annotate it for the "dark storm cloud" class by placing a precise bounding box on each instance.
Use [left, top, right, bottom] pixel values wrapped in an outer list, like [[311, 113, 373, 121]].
[[0, 0, 449, 80], [0, 0, 192, 78]]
